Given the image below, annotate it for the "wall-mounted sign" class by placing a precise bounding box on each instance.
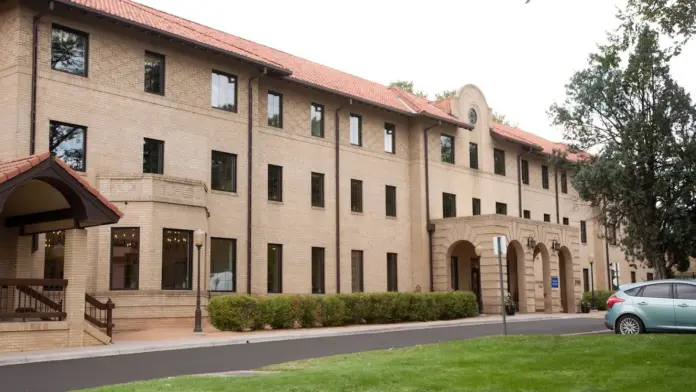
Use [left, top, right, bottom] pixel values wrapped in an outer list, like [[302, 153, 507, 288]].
[[551, 276, 559, 289]]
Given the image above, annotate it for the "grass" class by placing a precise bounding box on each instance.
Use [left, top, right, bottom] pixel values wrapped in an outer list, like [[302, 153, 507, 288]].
[[82, 334, 696, 392]]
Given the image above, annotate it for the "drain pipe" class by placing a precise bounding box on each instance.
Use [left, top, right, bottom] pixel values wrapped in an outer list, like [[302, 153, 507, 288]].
[[424, 120, 441, 292], [554, 166, 560, 224], [334, 100, 351, 293], [604, 224, 611, 290], [30, 1, 54, 155], [516, 148, 533, 217], [246, 67, 266, 294]]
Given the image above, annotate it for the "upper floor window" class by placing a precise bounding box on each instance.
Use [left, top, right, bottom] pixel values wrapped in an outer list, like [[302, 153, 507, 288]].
[[496, 202, 507, 215], [441, 134, 454, 164], [523, 210, 531, 219], [384, 123, 395, 154], [351, 179, 363, 212], [144, 51, 165, 95], [443, 193, 457, 218], [561, 170, 568, 194], [385, 185, 397, 217], [268, 165, 283, 201], [212, 70, 237, 112], [580, 220, 587, 243], [494, 148, 506, 175], [542, 165, 549, 189], [350, 114, 362, 146], [268, 91, 283, 128], [311, 172, 325, 208], [521, 159, 529, 185], [311, 103, 324, 137], [211, 150, 236, 192], [469, 143, 478, 169], [49, 120, 86, 172], [544, 213, 551, 222], [472, 198, 481, 216], [143, 138, 164, 174], [563, 217, 569, 225], [51, 24, 88, 77]]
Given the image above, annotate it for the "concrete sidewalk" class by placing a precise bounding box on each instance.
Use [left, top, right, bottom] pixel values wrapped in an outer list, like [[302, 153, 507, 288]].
[[0, 311, 604, 367]]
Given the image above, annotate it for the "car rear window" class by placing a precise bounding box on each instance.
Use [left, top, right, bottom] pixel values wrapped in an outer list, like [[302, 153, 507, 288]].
[[624, 287, 642, 296], [640, 284, 671, 299]]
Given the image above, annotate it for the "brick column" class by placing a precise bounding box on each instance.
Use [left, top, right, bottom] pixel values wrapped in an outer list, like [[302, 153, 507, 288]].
[[64, 229, 88, 347]]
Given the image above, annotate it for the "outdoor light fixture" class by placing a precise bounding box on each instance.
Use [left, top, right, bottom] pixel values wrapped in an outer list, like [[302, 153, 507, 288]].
[[526, 235, 537, 249], [474, 245, 483, 257], [550, 239, 561, 252], [193, 229, 206, 333]]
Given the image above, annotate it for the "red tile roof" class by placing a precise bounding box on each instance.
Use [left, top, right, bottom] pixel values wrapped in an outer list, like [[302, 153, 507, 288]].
[[0, 152, 124, 217], [57, 0, 468, 127]]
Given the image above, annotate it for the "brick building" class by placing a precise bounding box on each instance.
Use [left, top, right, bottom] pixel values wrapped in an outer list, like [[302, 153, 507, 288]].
[[0, 0, 651, 352]]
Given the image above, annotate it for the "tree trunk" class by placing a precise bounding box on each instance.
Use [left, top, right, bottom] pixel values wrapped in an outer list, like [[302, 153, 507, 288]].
[[652, 258, 668, 280]]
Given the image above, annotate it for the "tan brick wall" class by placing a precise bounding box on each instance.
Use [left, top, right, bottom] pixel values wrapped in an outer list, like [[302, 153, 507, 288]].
[[0, 322, 70, 353]]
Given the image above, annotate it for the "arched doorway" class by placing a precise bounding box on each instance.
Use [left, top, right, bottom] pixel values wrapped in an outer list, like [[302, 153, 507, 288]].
[[506, 240, 526, 312], [446, 240, 482, 312], [533, 243, 552, 313], [559, 246, 574, 313]]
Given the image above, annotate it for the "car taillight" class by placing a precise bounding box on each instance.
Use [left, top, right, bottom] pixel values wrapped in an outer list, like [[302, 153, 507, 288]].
[[606, 295, 625, 309]]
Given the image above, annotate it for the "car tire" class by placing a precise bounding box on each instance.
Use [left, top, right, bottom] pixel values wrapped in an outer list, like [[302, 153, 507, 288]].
[[615, 314, 644, 335]]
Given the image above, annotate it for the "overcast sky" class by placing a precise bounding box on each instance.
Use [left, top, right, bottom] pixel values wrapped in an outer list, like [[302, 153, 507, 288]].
[[136, 0, 696, 142]]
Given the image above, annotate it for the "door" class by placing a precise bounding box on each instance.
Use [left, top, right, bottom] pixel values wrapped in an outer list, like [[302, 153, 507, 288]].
[[674, 283, 696, 330], [635, 283, 676, 330], [450, 257, 459, 291], [471, 261, 482, 312]]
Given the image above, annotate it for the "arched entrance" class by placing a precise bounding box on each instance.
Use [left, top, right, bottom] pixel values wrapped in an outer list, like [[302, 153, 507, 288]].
[[533, 243, 552, 313], [447, 240, 482, 312], [506, 240, 526, 312], [559, 246, 574, 313]]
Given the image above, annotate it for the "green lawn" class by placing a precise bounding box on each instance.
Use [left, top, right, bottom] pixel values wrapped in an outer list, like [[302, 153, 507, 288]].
[[82, 335, 696, 392]]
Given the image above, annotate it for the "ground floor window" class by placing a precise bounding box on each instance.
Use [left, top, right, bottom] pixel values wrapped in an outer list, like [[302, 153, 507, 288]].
[[44, 230, 65, 280], [387, 253, 398, 292], [161, 229, 193, 290], [110, 228, 140, 290], [311, 247, 325, 294], [210, 238, 236, 292], [268, 244, 283, 293], [582, 268, 590, 293], [451, 256, 459, 290], [351, 250, 364, 292]]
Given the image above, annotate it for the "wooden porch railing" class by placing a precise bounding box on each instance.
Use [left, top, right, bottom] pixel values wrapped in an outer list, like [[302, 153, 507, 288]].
[[0, 278, 67, 321], [84, 294, 115, 338]]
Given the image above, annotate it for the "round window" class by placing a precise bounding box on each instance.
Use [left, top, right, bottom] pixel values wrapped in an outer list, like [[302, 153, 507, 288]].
[[468, 108, 478, 125]]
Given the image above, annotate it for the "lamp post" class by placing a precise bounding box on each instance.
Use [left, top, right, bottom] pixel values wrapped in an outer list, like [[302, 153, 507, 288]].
[[589, 256, 595, 310], [193, 229, 206, 333]]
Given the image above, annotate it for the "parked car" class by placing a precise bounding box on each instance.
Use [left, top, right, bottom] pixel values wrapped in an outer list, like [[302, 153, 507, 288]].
[[604, 279, 696, 334]]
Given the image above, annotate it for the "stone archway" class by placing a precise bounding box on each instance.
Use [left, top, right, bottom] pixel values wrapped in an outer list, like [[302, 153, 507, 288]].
[[446, 240, 481, 311], [533, 242, 552, 313], [559, 246, 574, 313], [506, 240, 526, 313]]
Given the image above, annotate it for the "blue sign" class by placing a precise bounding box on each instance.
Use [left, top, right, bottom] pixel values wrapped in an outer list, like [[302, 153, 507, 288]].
[[551, 276, 559, 289]]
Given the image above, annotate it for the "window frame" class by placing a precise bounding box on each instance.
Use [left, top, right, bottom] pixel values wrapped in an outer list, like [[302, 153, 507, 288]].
[[267, 91, 283, 128], [496, 202, 508, 215], [441, 134, 455, 164], [49, 120, 87, 172], [563, 217, 569, 225], [350, 113, 362, 146], [630, 271, 636, 284], [268, 164, 283, 202], [542, 165, 550, 189], [161, 228, 193, 291], [211, 69, 238, 112], [311, 172, 325, 208], [50, 23, 89, 77], [351, 179, 363, 213], [351, 250, 364, 292], [267, 243, 283, 294], [521, 159, 529, 185], [544, 214, 551, 222], [143, 137, 164, 175], [211, 150, 237, 193], [523, 210, 531, 219], [311, 247, 325, 294], [639, 283, 672, 299], [384, 123, 396, 154], [209, 237, 237, 293], [472, 198, 481, 216], [109, 227, 140, 291], [385, 185, 397, 217], [580, 221, 587, 243], [675, 283, 696, 300], [583, 268, 590, 292], [387, 253, 398, 292], [144, 50, 165, 95], [494, 148, 506, 176], [469, 142, 478, 169], [310, 103, 325, 137], [443, 192, 457, 218], [561, 170, 568, 194]]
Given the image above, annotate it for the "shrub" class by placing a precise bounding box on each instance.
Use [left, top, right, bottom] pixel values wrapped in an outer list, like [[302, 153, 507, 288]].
[[266, 296, 296, 329], [208, 295, 260, 332], [318, 295, 349, 327], [581, 290, 615, 311], [293, 295, 320, 328]]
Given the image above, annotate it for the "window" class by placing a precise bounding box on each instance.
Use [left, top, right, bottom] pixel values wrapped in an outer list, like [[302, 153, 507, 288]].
[[496, 202, 507, 215], [212, 70, 237, 112], [451, 257, 459, 290], [268, 91, 283, 128], [544, 214, 551, 222], [350, 114, 362, 146], [494, 148, 506, 175], [144, 51, 165, 94], [647, 272, 654, 281], [351, 250, 364, 292], [469, 143, 478, 169], [542, 165, 549, 189], [441, 134, 454, 164], [521, 159, 529, 185], [472, 198, 481, 216], [211, 151, 236, 192], [311, 103, 324, 137], [583, 268, 590, 292], [384, 123, 396, 153], [387, 253, 398, 292], [641, 284, 670, 299], [523, 210, 531, 219], [210, 238, 236, 292], [161, 229, 193, 290], [268, 165, 283, 201], [580, 221, 587, 243], [110, 228, 140, 290], [351, 179, 363, 212], [143, 138, 164, 174], [49, 121, 86, 172], [311, 172, 325, 208], [385, 185, 397, 217], [311, 247, 325, 294], [44, 230, 65, 280], [561, 170, 568, 193], [51, 24, 88, 76], [443, 193, 457, 218], [267, 244, 283, 293], [563, 217, 569, 225], [625, 287, 642, 296], [676, 284, 696, 300], [630, 271, 636, 284], [607, 224, 617, 245]]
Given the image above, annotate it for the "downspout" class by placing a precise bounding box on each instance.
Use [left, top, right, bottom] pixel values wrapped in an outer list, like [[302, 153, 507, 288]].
[[334, 100, 351, 293], [246, 67, 266, 295], [30, 1, 54, 155], [423, 120, 441, 292], [516, 148, 533, 217], [604, 224, 611, 290], [554, 166, 560, 224]]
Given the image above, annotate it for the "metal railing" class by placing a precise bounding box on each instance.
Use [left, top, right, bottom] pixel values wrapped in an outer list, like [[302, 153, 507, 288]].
[[84, 294, 115, 338], [0, 279, 67, 321]]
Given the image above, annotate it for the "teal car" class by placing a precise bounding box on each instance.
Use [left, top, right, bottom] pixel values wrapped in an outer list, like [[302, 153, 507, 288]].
[[604, 280, 696, 334]]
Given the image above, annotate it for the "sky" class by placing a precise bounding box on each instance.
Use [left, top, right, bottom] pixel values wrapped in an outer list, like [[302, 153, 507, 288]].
[[136, 0, 696, 142]]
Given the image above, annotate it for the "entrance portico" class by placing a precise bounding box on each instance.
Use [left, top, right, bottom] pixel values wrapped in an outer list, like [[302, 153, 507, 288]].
[[432, 215, 581, 314]]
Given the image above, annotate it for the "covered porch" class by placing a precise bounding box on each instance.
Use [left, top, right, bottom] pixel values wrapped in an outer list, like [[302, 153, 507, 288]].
[[0, 152, 122, 353]]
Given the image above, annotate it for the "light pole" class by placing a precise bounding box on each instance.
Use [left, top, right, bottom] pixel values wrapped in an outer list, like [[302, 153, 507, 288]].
[[589, 256, 595, 310], [193, 229, 206, 333]]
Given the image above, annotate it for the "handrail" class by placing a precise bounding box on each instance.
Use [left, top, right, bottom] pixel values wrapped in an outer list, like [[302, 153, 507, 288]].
[[0, 279, 67, 321], [17, 285, 63, 311], [0, 278, 68, 286], [84, 294, 115, 338]]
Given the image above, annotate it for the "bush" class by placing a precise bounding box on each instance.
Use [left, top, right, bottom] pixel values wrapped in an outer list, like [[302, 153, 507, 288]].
[[209, 291, 479, 332], [581, 290, 615, 311]]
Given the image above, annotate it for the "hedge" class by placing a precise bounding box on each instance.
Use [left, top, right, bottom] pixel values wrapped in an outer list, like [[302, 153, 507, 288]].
[[581, 290, 615, 311], [208, 291, 479, 332]]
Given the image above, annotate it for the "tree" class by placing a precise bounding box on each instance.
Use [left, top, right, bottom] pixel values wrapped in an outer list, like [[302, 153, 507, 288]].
[[389, 80, 427, 98], [435, 89, 456, 100], [549, 25, 696, 278], [624, 0, 696, 45], [492, 111, 518, 127]]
